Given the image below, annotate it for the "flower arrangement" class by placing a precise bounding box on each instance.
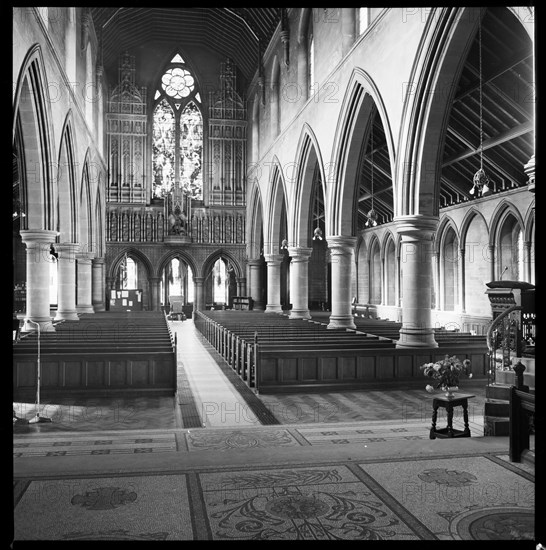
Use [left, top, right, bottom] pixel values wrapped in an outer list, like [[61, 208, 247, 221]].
[[421, 355, 472, 394]]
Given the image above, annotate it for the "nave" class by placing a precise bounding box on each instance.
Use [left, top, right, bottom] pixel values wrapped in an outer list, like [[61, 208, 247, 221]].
[[12, 318, 534, 541]]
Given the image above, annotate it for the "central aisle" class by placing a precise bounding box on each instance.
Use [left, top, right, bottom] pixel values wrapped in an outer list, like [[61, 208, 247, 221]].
[[169, 319, 261, 428]]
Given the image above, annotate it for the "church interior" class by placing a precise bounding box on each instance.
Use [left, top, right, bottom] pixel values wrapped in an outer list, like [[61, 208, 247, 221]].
[[12, 7, 538, 542]]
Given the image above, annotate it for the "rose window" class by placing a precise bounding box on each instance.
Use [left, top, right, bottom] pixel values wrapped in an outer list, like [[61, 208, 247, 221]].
[[161, 68, 195, 99]]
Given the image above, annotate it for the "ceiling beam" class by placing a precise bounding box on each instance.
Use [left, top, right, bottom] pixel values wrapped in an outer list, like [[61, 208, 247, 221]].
[[442, 120, 533, 167]]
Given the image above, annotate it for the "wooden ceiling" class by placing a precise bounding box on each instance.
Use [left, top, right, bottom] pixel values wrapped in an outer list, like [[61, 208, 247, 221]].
[[89, 7, 282, 82]]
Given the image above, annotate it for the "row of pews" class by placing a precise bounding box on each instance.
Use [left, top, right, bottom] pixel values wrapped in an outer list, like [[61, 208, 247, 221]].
[[350, 318, 488, 346], [194, 310, 489, 394], [13, 311, 177, 399]]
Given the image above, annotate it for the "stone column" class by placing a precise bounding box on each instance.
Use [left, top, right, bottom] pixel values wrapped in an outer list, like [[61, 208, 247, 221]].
[[76, 253, 94, 314], [394, 215, 439, 348], [92, 257, 105, 312], [524, 241, 534, 284], [264, 254, 284, 313], [327, 235, 357, 330], [149, 277, 161, 312], [105, 276, 114, 310], [287, 247, 312, 319], [54, 242, 79, 321], [20, 229, 57, 332], [248, 259, 264, 310], [458, 248, 466, 313], [431, 251, 439, 310], [193, 277, 204, 312], [487, 244, 495, 282], [236, 277, 247, 297]]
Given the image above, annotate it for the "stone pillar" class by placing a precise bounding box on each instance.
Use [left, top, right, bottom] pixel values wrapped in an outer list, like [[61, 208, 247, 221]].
[[524, 241, 534, 284], [395, 215, 439, 348], [193, 277, 204, 312], [92, 257, 106, 312], [236, 277, 247, 297], [458, 248, 466, 314], [431, 251, 439, 310], [327, 235, 357, 330], [20, 229, 57, 332], [248, 258, 264, 310], [264, 254, 284, 313], [76, 253, 94, 314], [149, 277, 161, 312], [54, 242, 79, 321], [487, 244, 495, 282], [105, 276, 114, 310], [287, 247, 312, 319]]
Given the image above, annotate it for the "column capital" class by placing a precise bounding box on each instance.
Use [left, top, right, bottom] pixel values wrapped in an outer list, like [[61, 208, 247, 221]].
[[148, 276, 161, 283], [193, 277, 205, 284], [247, 258, 263, 267], [394, 215, 439, 239], [76, 252, 93, 263], [326, 235, 357, 249], [92, 256, 105, 265], [287, 246, 312, 260], [19, 229, 58, 246], [264, 254, 284, 264]]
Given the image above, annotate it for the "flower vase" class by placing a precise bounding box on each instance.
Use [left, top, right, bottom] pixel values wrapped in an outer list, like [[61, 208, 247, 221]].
[[444, 386, 458, 398]]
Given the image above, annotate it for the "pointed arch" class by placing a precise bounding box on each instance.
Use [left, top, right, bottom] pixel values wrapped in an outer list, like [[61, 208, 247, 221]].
[[291, 124, 327, 248], [395, 7, 479, 217], [79, 150, 93, 254], [57, 111, 78, 242], [247, 181, 264, 260], [264, 157, 288, 254], [489, 200, 525, 248], [156, 249, 198, 281], [12, 44, 56, 230], [328, 68, 396, 236]]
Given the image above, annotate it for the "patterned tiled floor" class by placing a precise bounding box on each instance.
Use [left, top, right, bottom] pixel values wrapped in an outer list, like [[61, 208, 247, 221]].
[[12, 319, 537, 541]]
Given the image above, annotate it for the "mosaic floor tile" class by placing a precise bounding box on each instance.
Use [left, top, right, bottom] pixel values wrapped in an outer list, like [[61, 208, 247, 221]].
[[199, 465, 419, 540], [14, 475, 192, 540], [357, 456, 535, 540], [185, 428, 300, 452]]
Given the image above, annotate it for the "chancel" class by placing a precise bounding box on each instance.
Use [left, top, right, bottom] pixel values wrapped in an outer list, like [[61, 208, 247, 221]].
[[12, 7, 536, 542]]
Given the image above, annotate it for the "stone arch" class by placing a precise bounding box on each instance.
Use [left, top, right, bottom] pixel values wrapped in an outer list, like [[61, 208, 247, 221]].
[[291, 124, 327, 248], [489, 200, 525, 248], [382, 230, 397, 307], [13, 44, 56, 230], [78, 150, 94, 255], [247, 180, 264, 261], [328, 68, 396, 236], [57, 112, 78, 242], [264, 157, 288, 255], [109, 247, 155, 281], [367, 233, 382, 305]]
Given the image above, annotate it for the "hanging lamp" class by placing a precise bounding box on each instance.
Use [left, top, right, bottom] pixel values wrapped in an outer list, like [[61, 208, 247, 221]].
[[470, 17, 490, 197], [366, 117, 378, 227]]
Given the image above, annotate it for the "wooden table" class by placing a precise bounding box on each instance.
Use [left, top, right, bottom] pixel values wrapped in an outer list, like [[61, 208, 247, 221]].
[[429, 393, 475, 439]]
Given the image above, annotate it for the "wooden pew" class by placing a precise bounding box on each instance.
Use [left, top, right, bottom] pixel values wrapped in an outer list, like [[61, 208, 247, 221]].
[[509, 385, 535, 464], [13, 311, 177, 399]]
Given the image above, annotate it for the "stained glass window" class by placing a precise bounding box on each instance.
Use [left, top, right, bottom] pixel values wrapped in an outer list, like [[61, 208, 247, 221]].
[[153, 54, 203, 199], [179, 102, 203, 200], [161, 67, 195, 99], [152, 99, 175, 197]]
